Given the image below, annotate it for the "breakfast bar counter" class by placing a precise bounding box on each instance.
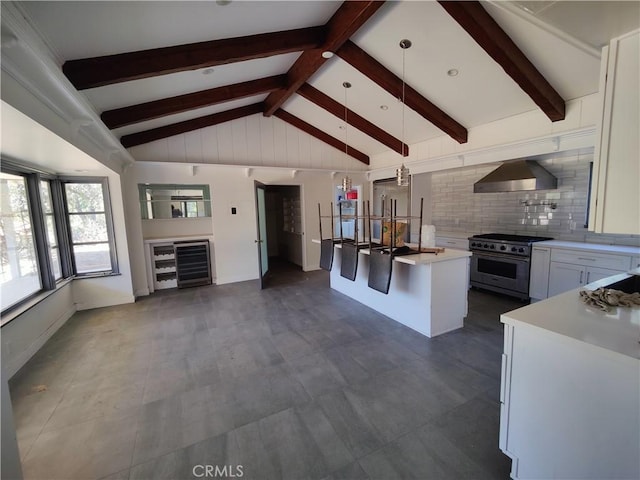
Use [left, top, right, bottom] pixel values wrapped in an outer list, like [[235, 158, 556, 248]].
[[315, 240, 471, 338]]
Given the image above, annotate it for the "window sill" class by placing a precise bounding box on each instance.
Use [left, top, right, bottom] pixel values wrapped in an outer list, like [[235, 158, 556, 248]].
[[74, 272, 121, 280], [0, 272, 120, 326], [1, 278, 74, 328]]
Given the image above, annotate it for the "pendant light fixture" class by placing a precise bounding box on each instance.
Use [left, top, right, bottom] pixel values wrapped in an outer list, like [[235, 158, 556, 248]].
[[396, 38, 411, 187], [341, 81, 352, 192]]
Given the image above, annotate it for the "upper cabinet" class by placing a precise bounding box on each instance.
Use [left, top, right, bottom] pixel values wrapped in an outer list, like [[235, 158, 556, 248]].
[[589, 30, 639, 235]]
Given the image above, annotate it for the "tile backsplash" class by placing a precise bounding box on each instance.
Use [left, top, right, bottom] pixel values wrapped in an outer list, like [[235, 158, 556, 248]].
[[429, 152, 640, 246]]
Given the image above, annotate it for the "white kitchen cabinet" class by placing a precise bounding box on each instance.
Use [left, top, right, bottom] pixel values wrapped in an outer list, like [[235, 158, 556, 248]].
[[548, 262, 583, 296], [500, 314, 639, 480], [533, 243, 636, 299], [529, 246, 550, 300], [589, 29, 640, 235], [548, 250, 630, 297], [435, 236, 468, 250], [548, 262, 622, 296]]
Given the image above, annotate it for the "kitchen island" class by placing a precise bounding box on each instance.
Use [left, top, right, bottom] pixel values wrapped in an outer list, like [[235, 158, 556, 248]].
[[316, 241, 471, 338], [499, 270, 640, 479]]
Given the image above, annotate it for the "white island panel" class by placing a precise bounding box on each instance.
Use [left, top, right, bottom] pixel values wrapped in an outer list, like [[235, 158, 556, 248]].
[[329, 246, 470, 338]]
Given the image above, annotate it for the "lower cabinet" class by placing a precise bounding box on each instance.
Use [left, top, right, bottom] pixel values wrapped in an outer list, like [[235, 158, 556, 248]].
[[435, 236, 468, 250], [146, 238, 214, 293], [500, 320, 639, 479], [530, 244, 634, 299], [529, 247, 551, 300], [548, 262, 622, 297]]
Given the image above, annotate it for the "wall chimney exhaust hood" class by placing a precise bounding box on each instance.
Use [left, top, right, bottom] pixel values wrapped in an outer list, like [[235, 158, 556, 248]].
[[473, 160, 557, 193]]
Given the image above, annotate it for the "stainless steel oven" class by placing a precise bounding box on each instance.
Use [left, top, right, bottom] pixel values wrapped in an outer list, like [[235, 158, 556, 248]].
[[470, 251, 530, 299], [468, 234, 553, 300]]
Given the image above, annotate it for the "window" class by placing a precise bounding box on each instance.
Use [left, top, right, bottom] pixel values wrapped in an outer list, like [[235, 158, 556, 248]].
[[63, 180, 117, 275], [39, 180, 62, 280], [0, 172, 41, 311], [1, 163, 120, 318]]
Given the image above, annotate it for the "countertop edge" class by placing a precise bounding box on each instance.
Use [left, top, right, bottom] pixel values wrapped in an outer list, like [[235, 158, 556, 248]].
[[535, 240, 640, 255]]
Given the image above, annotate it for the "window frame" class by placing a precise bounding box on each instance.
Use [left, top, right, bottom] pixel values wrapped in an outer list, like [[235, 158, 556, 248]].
[[1, 160, 120, 319], [60, 177, 119, 276], [0, 168, 46, 311], [38, 178, 63, 281]]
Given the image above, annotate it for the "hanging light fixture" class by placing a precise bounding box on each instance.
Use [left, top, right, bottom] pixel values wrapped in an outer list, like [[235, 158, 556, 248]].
[[396, 38, 411, 187], [341, 81, 352, 192]]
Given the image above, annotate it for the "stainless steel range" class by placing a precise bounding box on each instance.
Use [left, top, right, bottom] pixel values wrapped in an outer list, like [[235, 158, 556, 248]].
[[468, 233, 553, 300]]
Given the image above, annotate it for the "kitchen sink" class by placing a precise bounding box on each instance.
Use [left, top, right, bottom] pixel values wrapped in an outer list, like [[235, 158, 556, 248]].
[[602, 275, 640, 294]]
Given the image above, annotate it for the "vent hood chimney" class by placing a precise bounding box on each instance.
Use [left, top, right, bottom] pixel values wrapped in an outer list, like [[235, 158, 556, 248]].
[[473, 160, 557, 193]]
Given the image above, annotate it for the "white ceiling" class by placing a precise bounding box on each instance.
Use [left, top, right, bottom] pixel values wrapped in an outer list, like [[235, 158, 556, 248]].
[[16, 1, 640, 163]]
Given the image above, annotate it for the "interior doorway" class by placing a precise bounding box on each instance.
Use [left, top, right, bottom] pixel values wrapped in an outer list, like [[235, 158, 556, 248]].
[[263, 185, 303, 284]]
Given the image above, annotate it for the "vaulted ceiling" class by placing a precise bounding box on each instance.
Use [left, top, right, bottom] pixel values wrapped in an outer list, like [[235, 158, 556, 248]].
[[13, 1, 640, 168]]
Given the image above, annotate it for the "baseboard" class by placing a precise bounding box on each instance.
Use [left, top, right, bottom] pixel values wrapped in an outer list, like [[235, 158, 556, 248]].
[[215, 273, 258, 285], [134, 288, 150, 298], [75, 294, 136, 311], [4, 305, 76, 378]]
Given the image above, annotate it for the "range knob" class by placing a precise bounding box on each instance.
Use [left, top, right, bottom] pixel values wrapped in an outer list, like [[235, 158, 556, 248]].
[[471, 242, 476, 247], [518, 248, 525, 253], [511, 247, 517, 252], [500, 245, 506, 251], [490, 244, 495, 249], [483, 244, 489, 248]]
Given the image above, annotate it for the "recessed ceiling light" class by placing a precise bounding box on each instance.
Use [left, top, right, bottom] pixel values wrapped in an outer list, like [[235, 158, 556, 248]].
[[322, 51, 334, 59], [380, 105, 389, 111], [74, 169, 90, 173], [447, 68, 459, 77], [202, 67, 215, 75]]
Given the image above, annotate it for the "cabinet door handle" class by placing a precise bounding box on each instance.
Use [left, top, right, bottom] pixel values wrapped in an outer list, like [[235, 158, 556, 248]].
[[577, 257, 596, 261], [587, 271, 591, 283], [579, 270, 583, 284]]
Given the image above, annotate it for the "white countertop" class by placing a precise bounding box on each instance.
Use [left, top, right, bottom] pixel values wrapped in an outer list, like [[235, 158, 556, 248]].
[[502, 271, 640, 360], [144, 235, 213, 244], [312, 239, 470, 266], [536, 240, 640, 256]]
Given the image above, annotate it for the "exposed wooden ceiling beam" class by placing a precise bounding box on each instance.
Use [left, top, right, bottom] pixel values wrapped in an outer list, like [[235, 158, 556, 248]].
[[337, 40, 468, 144], [297, 83, 408, 156], [438, 0, 565, 121], [63, 27, 325, 90], [263, 1, 385, 116], [102, 75, 286, 129], [120, 103, 263, 148], [274, 109, 370, 165]]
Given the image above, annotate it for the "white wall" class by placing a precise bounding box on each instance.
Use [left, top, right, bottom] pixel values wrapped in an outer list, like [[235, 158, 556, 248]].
[[1, 375, 23, 480], [369, 94, 600, 174], [141, 218, 214, 239], [1, 284, 75, 378], [127, 162, 369, 292], [127, 114, 370, 174]]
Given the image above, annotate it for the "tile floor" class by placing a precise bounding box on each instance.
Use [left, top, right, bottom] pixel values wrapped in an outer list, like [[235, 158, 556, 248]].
[[9, 266, 522, 480]]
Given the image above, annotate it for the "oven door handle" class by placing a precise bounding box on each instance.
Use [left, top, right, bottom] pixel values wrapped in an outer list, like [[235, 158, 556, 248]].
[[472, 251, 530, 263]]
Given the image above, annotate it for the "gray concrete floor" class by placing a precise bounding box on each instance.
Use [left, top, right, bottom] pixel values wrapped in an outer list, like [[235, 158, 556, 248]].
[[9, 267, 521, 480]]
